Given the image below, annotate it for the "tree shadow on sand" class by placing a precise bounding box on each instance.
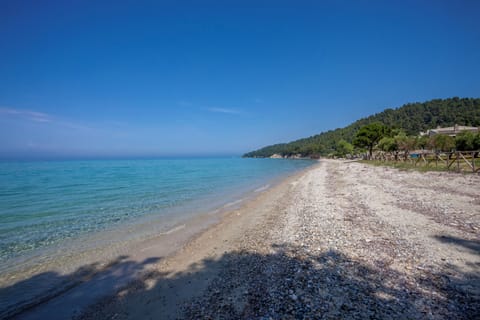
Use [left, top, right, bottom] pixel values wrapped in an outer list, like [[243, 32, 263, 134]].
[[433, 235, 480, 256], [0, 256, 162, 320], [76, 243, 479, 320]]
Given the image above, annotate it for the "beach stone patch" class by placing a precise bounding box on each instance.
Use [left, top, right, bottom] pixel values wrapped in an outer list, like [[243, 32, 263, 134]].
[[182, 161, 480, 319]]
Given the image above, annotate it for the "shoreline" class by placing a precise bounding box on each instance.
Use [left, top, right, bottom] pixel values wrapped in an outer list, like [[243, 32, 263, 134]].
[[84, 159, 478, 319], [3, 162, 318, 320], [8, 159, 480, 319]]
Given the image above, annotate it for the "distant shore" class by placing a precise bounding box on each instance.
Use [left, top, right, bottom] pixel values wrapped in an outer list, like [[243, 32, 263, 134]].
[[12, 160, 480, 319]]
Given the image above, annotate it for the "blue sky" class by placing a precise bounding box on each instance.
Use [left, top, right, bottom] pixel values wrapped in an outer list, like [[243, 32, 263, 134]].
[[1, 0, 479, 159]]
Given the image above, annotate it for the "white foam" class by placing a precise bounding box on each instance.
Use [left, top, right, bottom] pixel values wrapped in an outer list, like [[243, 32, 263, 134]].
[[254, 184, 271, 193], [158, 224, 186, 236], [223, 199, 244, 208]]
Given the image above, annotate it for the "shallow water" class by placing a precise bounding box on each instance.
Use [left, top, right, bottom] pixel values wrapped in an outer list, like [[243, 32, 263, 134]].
[[0, 158, 314, 277]]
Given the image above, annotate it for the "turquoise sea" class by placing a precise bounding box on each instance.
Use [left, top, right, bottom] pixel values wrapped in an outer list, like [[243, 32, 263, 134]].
[[0, 158, 314, 276]]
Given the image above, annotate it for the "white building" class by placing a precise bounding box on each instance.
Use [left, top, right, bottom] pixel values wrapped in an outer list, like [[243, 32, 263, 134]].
[[420, 124, 479, 137]]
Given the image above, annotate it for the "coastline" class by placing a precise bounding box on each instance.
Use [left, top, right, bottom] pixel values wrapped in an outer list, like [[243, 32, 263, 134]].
[[8, 159, 480, 319], [2, 161, 318, 320]]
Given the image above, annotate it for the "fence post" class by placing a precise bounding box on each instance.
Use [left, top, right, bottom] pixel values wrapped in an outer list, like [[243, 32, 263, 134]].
[[473, 152, 476, 173], [457, 152, 460, 172]]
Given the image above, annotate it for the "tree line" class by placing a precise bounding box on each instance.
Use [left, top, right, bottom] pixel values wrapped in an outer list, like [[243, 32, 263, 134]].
[[243, 97, 480, 158], [351, 122, 480, 160]]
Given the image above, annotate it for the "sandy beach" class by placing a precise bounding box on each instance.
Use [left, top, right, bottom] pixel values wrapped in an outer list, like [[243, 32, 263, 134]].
[[14, 160, 480, 319]]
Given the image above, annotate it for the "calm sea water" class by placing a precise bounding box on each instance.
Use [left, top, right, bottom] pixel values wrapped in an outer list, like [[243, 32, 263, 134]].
[[0, 158, 314, 268]]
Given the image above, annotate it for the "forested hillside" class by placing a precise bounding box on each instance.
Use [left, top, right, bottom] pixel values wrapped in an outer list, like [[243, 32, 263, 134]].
[[243, 97, 480, 157]]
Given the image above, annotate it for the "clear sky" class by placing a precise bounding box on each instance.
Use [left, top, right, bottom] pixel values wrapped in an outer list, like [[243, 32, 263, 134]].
[[1, 0, 479, 159]]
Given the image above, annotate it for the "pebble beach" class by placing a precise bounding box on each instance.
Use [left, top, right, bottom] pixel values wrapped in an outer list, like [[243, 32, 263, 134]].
[[18, 160, 480, 319]]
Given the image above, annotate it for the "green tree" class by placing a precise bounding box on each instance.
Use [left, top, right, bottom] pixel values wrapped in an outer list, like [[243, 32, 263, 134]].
[[335, 139, 354, 157], [377, 137, 397, 152], [392, 133, 418, 160], [300, 143, 323, 156], [417, 135, 429, 149], [455, 131, 475, 151], [473, 133, 480, 150], [429, 134, 455, 152], [353, 123, 390, 159], [395, 133, 418, 152]]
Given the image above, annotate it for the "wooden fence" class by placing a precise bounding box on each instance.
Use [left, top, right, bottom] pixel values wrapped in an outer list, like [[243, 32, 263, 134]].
[[371, 151, 480, 173]]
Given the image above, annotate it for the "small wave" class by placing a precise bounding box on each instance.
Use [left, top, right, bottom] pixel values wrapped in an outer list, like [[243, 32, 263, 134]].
[[158, 224, 186, 236], [254, 184, 271, 193], [223, 199, 244, 208]]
